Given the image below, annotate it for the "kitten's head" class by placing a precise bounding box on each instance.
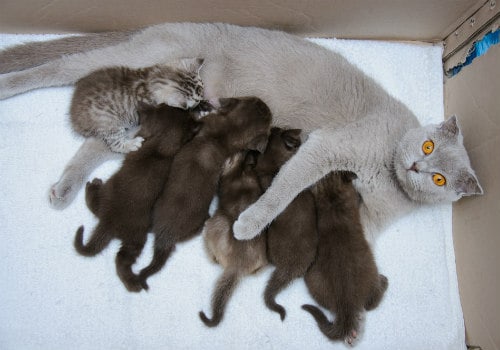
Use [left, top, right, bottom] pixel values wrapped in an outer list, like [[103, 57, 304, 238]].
[[137, 103, 201, 147], [148, 58, 205, 109], [255, 127, 302, 175], [394, 116, 483, 204], [203, 97, 272, 153]]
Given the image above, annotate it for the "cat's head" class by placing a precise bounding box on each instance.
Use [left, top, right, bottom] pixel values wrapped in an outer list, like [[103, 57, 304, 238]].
[[148, 58, 205, 110], [204, 97, 272, 153], [394, 116, 483, 204], [255, 127, 302, 174]]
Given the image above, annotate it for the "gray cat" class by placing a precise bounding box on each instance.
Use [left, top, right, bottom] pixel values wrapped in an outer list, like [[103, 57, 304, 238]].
[[0, 23, 483, 243], [49, 58, 204, 209]]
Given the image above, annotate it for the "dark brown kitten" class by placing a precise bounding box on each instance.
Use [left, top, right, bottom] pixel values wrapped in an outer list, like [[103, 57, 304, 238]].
[[255, 128, 318, 321], [302, 172, 388, 345], [138, 97, 272, 289], [199, 151, 267, 327], [73, 104, 200, 292]]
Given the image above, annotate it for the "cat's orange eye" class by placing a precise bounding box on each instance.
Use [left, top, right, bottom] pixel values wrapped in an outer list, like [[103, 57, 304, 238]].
[[422, 140, 434, 155], [432, 173, 446, 186]]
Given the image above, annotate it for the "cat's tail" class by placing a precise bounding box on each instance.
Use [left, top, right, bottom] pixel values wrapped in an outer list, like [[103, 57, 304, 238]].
[[199, 268, 240, 327], [138, 234, 175, 290], [301, 304, 359, 344], [0, 31, 135, 74], [74, 225, 112, 257], [264, 267, 295, 321], [115, 240, 147, 293]]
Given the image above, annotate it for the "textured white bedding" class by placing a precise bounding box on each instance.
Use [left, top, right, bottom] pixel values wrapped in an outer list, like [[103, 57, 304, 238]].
[[0, 34, 466, 350]]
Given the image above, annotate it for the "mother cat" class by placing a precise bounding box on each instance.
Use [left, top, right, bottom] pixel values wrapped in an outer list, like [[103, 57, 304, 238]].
[[0, 23, 482, 241]]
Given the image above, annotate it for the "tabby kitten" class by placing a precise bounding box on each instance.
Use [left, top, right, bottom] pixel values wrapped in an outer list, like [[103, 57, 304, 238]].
[[73, 104, 200, 292], [257, 128, 318, 321], [70, 58, 204, 153], [200, 151, 268, 327], [137, 97, 272, 289], [302, 172, 388, 345]]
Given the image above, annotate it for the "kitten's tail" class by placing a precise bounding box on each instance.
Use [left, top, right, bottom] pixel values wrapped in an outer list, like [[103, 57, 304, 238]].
[[138, 234, 175, 290], [264, 267, 295, 321], [74, 225, 112, 257], [0, 31, 135, 74], [115, 240, 147, 293], [301, 304, 358, 343], [199, 268, 240, 327]]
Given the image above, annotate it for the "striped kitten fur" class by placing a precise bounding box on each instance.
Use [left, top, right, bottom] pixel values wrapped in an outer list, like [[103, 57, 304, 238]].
[[70, 58, 204, 153]]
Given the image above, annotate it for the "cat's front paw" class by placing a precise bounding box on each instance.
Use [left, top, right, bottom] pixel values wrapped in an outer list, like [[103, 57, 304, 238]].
[[48, 179, 80, 210], [233, 208, 266, 241], [110, 136, 144, 153]]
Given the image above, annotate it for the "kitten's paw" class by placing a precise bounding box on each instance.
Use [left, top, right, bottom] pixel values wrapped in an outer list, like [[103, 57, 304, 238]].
[[48, 179, 80, 210], [233, 208, 265, 240], [345, 329, 358, 347], [109, 137, 144, 153]]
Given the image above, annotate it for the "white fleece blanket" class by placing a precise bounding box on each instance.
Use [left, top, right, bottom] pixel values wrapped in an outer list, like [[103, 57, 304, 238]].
[[0, 34, 466, 350]]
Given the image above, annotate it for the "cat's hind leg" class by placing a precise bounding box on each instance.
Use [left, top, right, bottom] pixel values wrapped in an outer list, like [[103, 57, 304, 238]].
[[115, 235, 148, 292], [49, 137, 123, 210], [85, 178, 104, 216], [364, 274, 389, 311]]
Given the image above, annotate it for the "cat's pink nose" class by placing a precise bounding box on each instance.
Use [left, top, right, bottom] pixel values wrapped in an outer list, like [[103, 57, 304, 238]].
[[409, 162, 419, 173]]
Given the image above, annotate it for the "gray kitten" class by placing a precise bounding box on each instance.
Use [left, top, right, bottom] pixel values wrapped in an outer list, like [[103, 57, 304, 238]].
[[200, 151, 267, 327], [0, 23, 483, 243]]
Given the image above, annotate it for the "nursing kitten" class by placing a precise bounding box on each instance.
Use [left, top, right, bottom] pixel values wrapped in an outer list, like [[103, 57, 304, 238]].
[[70, 59, 204, 153], [74, 104, 200, 292], [138, 97, 272, 289], [302, 171, 388, 345], [256, 128, 318, 321], [48, 59, 205, 210], [200, 151, 267, 327], [0, 23, 482, 243]]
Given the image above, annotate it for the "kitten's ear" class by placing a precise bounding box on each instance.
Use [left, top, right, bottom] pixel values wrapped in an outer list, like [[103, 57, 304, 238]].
[[189, 119, 203, 135], [137, 101, 154, 113], [247, 134, 269, 153], [243, 150, 259, 170], [179, 57, 204, 73], [281, 129, 302, 150], [456, 169, 484, 196], [341, 171, 358, 182], [439, 115, 460, 136]]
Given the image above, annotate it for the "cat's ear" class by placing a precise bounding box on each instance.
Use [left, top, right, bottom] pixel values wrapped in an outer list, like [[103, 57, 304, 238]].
[[179, 57, 204, 73], [243, 150, 259, 170], [189, 119, 203, 135], [456, 169, 484, 196], [281, 129, 302, 150], [438, 115, 460, 137], [247, 134, 269, 153], [341, 171, 358, 182]]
